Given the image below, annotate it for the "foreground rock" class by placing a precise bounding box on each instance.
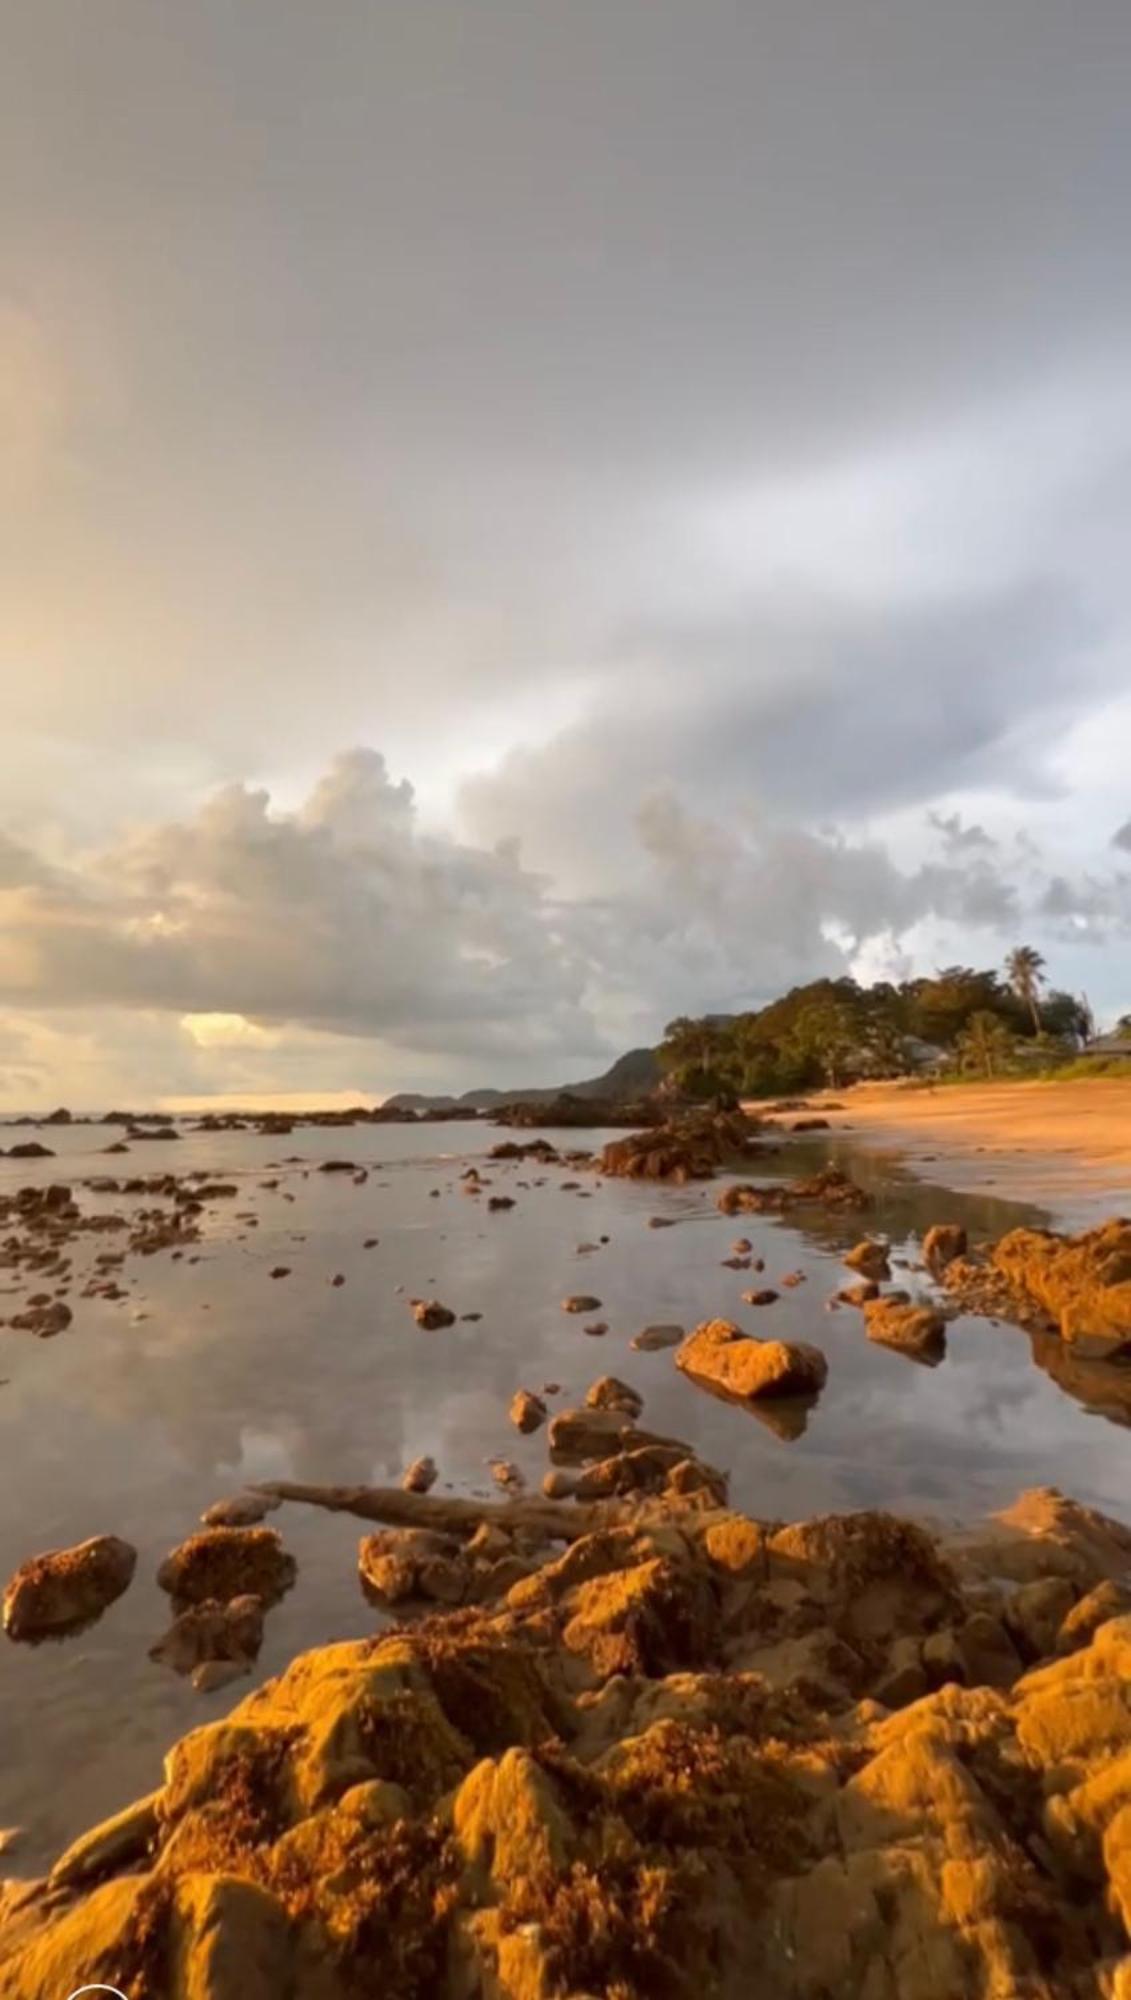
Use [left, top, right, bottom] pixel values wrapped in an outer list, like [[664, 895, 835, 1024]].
[[676, 1318, 828, 1403], [8, 1484, 1131, 2000], [3, 1535, 137, 1641], [991, 1218, 1131, 1357]]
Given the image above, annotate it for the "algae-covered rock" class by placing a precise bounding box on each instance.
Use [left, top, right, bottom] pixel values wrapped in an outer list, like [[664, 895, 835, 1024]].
[[991, 1218, 1131, 1357], [3, 1533, 137, 1641], [7, 1488, 1131, 2000]]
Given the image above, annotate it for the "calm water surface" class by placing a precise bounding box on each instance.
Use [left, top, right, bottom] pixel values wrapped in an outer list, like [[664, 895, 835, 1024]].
[[0, 1118, 1127, 1866]]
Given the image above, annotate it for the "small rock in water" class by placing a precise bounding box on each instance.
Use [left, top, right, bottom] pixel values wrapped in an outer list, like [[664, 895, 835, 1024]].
[[562, 1295, 601, 1314], [363, 1237, 379, 1248], [412, 1299, 456, 1330], [460, 1310, 482, 1322], [402, 1456, 438, 1494], [585, 1376, 643, 1418], [331, 1273, 346, 1287], [631, 1323, 685, 1351], [583, 1321, 608, 1337], [201, 1493, 279, 1528], [488, 1195, 516, 1211], [3, 1534, 137, 1641], [731, 1238, 753, 1253], [721, 1256, 751, 1270], [742, 1289, 780, 1307], [489, 1459, 524, 1492], [647, 1215, 677, 1228], [844, 1239, 891, 1281], [509, 1388, 548, 1433], [270, 1266, 291, 1280], [779, 1271, 806, 1288]]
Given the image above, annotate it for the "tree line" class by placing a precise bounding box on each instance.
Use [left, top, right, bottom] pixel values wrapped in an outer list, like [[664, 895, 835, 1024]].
[[658, 948, 1102, 1099]]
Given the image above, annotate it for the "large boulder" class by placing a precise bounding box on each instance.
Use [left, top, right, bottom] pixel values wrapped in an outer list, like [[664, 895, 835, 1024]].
[[991, 1219, 1131, 1358], [3, 1534, 137, 1640], [676, 1318, 828, 1402]]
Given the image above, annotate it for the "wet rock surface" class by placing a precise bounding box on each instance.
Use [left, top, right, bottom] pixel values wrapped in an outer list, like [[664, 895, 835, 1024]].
[[3, 1535, 138, 1642], [990, 1219, 1131, 1358], [5, 1484, 1131, 2000], [598, 1109, 762, 1182], [676, 1317, 829, 1403]]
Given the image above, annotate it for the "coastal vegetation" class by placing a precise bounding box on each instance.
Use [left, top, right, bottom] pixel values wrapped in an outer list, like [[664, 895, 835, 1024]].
[[657, 952, 1107, 1101]]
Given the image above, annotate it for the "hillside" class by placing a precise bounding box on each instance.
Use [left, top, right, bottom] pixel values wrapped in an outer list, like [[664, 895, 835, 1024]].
[[384, 1044, 661, 1112]]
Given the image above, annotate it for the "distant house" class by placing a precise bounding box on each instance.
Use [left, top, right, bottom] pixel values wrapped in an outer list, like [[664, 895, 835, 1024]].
[[900, 1037, 949, 1074], [1085, 1033, 1131, 1060]]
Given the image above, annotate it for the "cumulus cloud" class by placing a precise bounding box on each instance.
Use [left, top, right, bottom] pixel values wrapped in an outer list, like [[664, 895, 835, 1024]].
[[2, 747, 1128, 1107], [1113, 819, 1131, 853]]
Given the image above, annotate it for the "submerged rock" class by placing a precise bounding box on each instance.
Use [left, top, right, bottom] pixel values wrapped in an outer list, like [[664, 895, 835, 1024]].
[[631, 1321, 685, 1351], [561, 1294, 602, 1314], [149, 1593, 265, 1683], [676, 1318, 828, 1403], [3, 1534, 137, 1641]]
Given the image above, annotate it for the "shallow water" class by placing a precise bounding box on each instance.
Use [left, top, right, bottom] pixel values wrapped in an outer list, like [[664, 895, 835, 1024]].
[[0, 1117, 1127, 1868]]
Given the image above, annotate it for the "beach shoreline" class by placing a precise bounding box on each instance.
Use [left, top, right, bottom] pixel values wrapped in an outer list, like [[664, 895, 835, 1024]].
[[749, 1076, 1131, 1213]]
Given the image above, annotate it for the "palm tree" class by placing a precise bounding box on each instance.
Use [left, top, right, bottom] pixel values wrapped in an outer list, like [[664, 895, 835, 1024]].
[[1005, 945, 1046, 1036], [956, 1010, 1016, 1080]]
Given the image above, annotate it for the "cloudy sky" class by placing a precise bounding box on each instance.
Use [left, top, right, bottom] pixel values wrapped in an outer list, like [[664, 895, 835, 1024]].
[[2, 1, 1130, 1108]]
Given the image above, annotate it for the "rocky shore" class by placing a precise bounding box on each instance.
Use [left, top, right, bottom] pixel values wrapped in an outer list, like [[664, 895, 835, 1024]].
[[2, 1476, 1130, 1999], [4, 1111, 1131, 1995]]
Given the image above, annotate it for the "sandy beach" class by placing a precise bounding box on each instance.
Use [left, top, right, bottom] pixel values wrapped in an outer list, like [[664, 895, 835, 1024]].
[[757, 1076, 1131, 1210]]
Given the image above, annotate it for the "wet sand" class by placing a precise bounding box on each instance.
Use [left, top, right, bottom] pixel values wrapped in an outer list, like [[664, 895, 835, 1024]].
[[752, 1076, 1131, 1211]]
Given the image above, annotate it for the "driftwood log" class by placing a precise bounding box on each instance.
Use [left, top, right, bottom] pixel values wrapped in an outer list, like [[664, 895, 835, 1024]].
[[252, 1479, 611, 1542]]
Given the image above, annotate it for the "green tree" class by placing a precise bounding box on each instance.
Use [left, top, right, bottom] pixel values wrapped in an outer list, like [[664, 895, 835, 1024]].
[[1005, 945, 1047, 1037], [956, 1010, 1016, 1079], [785, 999, 858, 1088]]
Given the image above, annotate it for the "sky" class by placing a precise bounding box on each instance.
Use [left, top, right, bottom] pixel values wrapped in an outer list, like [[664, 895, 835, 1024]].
[[1, 0, 1130, 1109]]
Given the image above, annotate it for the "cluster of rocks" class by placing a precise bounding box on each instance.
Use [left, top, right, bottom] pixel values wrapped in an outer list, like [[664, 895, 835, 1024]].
[[4, 1481, 1130, 1999], [598, 1109, 765, 1183], [494, 1092, 664, 1129], [717, 1164, 871, 1215]]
